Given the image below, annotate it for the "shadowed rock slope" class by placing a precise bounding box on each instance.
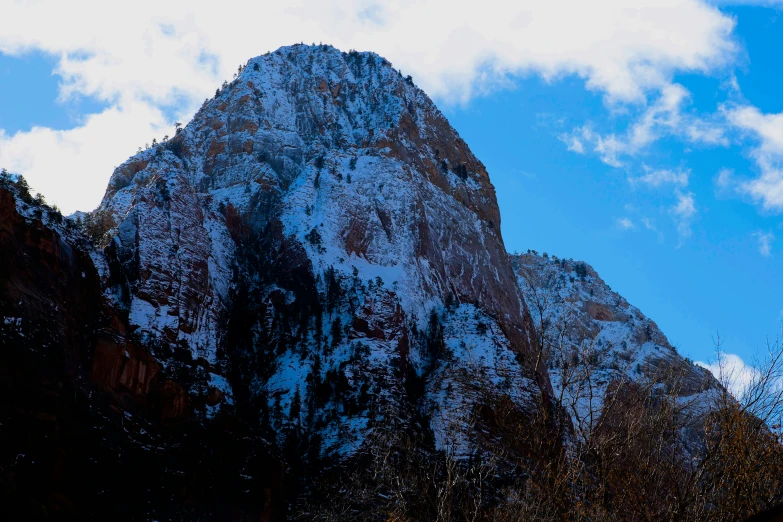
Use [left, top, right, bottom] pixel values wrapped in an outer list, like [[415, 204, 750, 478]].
[[0, 179, 284, 520]]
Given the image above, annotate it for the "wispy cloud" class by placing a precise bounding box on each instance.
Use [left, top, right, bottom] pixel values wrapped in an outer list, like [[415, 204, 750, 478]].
[[617, 217, 635, 230], [561, 126, 625, 167], [753, 231, 774, 256], [563, 83, 728, 168], [671, 191, 698, 239], [641, 217, 657, 231], [714, 167, 737, 196], [622, 164, 696, 242], [631, 166, 690, 188], [564, 134, 585, 154]]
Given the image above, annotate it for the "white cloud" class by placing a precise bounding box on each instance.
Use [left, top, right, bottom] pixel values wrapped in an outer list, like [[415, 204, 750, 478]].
[[628, 83, 692, 149], [0, 101, 170, 213], [697, 352, 758, 399], [671, 191, 698, 238], [564, 83, 727, 168], [562, 126, 626, 167], [617, 217, 635, 230], [726, 105, 783, 152], [564, 135, 585, 154], [0, 0, 736, 105], [617, 206, 664, 240], [686, 119, 729, 145], [715, 167, 736, 193], [625, 164, 695, 242], [0, 0, 739, 212], [725, 105, 783, 211], [631, 166, 690, 187], [753, 231, 774, 256]]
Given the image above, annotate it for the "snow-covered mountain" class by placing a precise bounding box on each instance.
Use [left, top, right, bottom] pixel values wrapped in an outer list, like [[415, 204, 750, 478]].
[[96, 44, 544, 456]]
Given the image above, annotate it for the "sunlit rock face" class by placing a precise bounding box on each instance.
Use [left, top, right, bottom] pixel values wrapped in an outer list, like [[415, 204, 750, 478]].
[[97, 43, 545, 456]]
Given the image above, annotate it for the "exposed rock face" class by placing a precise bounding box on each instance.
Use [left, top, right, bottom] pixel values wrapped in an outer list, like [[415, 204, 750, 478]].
[[97, 44, 544, 456], [105, 166, 234, 362], [512, 252, 720, 445], [0, 181, 284, 520]]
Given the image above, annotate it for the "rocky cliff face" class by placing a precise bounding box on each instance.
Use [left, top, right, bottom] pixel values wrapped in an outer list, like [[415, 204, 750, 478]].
[[96, 44, 544, 456], [1, 45, 548, 517]]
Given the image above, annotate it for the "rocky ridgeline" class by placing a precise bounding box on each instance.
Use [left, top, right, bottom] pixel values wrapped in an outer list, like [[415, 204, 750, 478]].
[[513, 252, 720, 448]]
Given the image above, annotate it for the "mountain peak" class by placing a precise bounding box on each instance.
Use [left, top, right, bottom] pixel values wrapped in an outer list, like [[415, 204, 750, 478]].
[[93, 45, 543, 457]]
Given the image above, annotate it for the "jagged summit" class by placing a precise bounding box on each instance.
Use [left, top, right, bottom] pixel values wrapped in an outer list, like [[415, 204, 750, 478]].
[[513, 250, 717, 381], [104, 43, 496, 224]]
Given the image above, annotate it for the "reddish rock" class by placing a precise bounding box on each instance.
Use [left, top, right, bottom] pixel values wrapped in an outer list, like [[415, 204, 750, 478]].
[[207, 386, 224, 406], [0, 181, 285, 520], [156, 379, 192, 421]]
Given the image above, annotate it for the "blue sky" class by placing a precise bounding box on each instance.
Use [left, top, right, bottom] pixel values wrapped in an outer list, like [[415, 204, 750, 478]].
[[445, 73, 779, 367], [0, 0, 780, 382], [442, 4, 783, 371], [0, 52, 108, 134]]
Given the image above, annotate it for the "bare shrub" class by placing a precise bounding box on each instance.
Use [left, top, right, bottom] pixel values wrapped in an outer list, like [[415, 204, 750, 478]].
[[296, 289, 783, 522]]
